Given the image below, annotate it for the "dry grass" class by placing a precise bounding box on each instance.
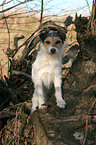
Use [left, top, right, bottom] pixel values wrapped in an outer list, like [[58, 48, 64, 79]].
[[0, 10, 40, 77]]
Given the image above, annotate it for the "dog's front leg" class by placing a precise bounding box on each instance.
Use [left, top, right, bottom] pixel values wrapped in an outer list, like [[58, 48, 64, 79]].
[[54, 76, 66, 108], [31, 81, 45, 112]]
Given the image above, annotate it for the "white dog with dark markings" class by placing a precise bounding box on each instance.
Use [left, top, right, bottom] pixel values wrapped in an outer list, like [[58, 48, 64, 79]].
[[31, 30, 66, 112]]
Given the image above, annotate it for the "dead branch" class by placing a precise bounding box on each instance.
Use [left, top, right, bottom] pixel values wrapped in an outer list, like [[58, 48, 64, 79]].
[[2, 1, 10, 77], [40, 0, 44, 24], [14, 36, 25, 49], [0, 1, 32, 14], [11, 70, 31, 79]]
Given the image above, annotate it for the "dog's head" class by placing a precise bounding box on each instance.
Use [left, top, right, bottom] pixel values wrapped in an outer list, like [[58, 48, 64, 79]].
[[39, 30, 66, 55]]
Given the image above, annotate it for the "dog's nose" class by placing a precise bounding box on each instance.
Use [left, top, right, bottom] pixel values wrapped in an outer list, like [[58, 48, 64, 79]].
[[51, 48, 56, 54]]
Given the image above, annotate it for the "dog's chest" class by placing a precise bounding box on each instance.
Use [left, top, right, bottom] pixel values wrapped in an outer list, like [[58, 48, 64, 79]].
[[32, 52, 61, 87], [34, 53, 60, 72], [41, 71, 54, 87]]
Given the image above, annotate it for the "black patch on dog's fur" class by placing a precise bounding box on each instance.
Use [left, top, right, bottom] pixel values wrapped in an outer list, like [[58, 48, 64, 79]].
[[39, 31, 66, 43]]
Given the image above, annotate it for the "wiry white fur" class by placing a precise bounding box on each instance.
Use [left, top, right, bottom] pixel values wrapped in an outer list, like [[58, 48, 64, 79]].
[[31, 42, 66, 112]]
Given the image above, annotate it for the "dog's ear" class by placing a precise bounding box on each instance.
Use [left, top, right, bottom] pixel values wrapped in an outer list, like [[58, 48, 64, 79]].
[[61, 32, 66, 42], [58, 27, 67, 42], [39, 31, 48, 42], [58, 31, 66, 42]]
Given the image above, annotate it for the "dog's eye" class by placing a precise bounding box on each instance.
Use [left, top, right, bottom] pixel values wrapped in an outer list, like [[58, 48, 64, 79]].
[[45, 41, 50, 44], [55, 40, 61, 44]]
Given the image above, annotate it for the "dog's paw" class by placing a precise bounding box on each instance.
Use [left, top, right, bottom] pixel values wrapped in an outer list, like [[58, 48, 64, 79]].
[[57, 99, 66, 108], [31, 104, 38, 113], [31, 99, 46, 114], [31, 104, 46, 114], [39, 103, 46, 110], [31, 97, 38, 113]]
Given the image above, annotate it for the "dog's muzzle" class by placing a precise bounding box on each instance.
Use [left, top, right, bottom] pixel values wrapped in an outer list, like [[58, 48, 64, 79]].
[[48, 46, 58, 54], [51, 48, 56, 54]]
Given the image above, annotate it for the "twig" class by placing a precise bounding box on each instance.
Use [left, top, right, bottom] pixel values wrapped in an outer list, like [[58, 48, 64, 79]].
[[85, 0, 91, 15], [88, 98, 96, 114], [13, 110, 18, 145], [0, 62, 3, 81], [0, 1, 32, 14], [83, 115, 88, 145], [2, 0, 10, 77], [11, 70, 31, 78], [40, 0, 44, 24], [83, 97, 96, 145], [0, 0, 12, 7], [0, 117, 15, 137]]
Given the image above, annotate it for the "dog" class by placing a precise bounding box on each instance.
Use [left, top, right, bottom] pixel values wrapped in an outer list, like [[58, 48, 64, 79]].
[[31, 30, 66, 112]]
